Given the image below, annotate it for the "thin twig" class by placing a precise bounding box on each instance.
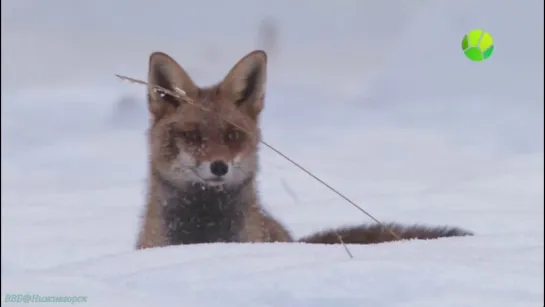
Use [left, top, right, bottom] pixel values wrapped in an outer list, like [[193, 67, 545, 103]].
[[280, 178, 299, 204], [336, 233, 353, 259], [115, 74, 402, 245]]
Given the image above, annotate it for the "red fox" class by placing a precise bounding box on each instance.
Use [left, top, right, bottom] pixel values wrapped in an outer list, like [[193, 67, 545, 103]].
[[136, 50, 473, 249]]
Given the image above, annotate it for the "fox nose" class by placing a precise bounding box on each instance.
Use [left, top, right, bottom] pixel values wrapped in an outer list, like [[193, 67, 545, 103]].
[[210, 160, 229, 177]]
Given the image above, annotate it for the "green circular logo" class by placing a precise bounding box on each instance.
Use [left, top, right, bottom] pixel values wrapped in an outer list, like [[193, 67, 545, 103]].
[[462, 29, 494, 61]]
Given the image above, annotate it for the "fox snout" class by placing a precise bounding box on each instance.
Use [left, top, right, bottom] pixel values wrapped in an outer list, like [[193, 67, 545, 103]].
[[195, 160, 231, 182], [184, 155, 254, 187], [210, 160, 229, 177]]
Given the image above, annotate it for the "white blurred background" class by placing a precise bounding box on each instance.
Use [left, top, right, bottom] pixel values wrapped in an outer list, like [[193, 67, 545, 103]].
[[2, 0, 543, 150], [2, 0, 544, 236]]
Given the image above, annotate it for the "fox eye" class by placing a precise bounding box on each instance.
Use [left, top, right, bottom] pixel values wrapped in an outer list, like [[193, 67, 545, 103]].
[[182, 130, 202, 143], [225, 130, 242, 142]]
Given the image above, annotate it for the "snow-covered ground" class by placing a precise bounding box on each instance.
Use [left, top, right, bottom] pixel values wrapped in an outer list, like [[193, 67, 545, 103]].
[[1, 0, 544, 306]]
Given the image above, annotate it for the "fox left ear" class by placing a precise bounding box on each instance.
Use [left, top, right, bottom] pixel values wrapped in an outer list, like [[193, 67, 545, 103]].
[[220, 50, 267, 118], [147, 52, 198, 119]]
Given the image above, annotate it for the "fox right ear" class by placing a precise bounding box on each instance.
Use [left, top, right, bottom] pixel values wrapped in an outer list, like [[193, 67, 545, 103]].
[[147, 52, 197, 118], [220, 50, 267, 119]]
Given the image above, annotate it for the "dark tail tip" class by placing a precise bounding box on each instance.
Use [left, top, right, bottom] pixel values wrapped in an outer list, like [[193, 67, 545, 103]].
[[298, 223, 473, 245]]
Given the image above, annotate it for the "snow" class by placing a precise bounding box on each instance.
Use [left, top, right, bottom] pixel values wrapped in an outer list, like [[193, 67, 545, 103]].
[[1, 0, 543, 306]]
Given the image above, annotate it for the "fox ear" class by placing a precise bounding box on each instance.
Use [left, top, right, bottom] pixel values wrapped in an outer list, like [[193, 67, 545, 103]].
[[147, 52, 197, 118], [220, 50, 267, 118]]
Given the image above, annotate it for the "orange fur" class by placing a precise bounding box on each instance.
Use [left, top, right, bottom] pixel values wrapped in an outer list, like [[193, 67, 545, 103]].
[[136, 50, 473, 250]]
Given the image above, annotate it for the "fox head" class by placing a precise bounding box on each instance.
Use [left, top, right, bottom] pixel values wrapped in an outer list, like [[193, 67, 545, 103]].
[[147, 50, 267, 189]]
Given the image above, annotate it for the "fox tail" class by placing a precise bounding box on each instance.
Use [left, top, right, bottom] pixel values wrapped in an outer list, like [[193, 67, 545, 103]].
[[298, 222, 473, 244]]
